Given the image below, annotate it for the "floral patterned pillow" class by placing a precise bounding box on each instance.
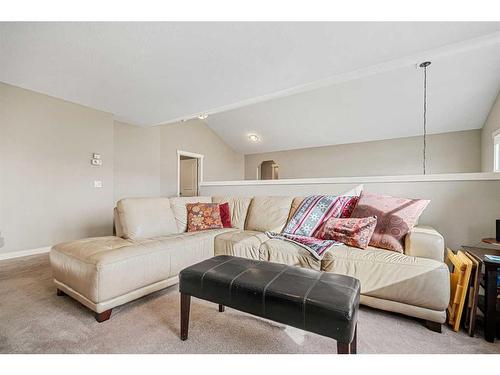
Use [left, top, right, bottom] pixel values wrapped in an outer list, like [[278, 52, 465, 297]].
[[315, 216, 377, 249], [186, 203, 223, 232]]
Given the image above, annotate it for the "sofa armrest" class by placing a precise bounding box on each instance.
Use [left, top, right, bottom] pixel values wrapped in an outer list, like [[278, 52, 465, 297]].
[[114, 207, 124, 238], [404, 226, 445, 262]]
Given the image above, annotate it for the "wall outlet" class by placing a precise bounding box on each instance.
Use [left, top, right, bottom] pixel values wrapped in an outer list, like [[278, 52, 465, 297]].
[[93, 153, 101, 159], [91, 159, 102, 166], [94, 180, 103, 188]]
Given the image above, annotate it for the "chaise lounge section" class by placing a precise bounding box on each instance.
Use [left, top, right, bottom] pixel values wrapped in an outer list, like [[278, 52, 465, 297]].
[[50, 195, 450, 329]]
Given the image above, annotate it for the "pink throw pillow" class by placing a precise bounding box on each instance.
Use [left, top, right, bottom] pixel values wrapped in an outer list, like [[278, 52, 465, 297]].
[[315, 216, 377, 249], [350, 192, 429, 252]]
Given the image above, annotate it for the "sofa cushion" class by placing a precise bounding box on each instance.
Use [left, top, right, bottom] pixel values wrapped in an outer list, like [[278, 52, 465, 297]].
[[116, 198, 178, 240], [321, 245, 449, 311], [260, 239, 321, 270], [212, 196, 252, 230], [245, 196, 294, 232], [50, 229, 233, 303], [169, 196, 212, 233], [214, 229, 269, 260]]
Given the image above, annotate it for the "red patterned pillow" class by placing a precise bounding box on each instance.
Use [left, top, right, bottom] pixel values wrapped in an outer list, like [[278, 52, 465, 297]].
[[187, 203, 223, 232], [350, 192, 430, 252], [218, 202, 232, 228], [315, 216, 377, 249]]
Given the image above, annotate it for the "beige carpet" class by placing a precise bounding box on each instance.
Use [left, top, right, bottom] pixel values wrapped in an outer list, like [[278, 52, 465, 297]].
[[0, 254, 498, 354]]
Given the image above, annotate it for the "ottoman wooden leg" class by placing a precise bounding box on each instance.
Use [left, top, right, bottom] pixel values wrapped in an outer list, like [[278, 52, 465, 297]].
[[337, 325, 357, 354], [219, 304, 225, 312], [351, 325, 357, 354], [95, 309, 112, 323], [180, 293, 191, 341], [56, 288, 66, 296]]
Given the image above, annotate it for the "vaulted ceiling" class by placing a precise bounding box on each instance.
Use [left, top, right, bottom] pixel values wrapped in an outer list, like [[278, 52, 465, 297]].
[[207, 41, 500, 153], [1, 22, 500, 153]]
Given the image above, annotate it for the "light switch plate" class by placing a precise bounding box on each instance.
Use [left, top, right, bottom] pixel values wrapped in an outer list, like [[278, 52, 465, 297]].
[[94, 180, 103, 188]]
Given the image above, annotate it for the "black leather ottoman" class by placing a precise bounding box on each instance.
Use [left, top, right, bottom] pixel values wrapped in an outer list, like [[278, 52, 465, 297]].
[[179, 255, 360, 354]]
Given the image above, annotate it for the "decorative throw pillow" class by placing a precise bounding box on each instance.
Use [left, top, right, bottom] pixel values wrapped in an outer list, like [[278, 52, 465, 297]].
[[315, 216, 377, 249], [186, 203, 223, 232], [350, 192, 430, 252], [282, 195, 359, 237], [287, 185, 363, 222], [218, 202, 232, 228]]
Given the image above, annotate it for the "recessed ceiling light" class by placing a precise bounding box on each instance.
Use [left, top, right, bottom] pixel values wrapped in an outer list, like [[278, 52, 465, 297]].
[[197, 114, 208, 120], [248, 134, 260, 142]]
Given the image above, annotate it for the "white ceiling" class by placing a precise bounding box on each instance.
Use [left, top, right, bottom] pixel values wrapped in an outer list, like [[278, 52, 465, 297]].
[[1, 22, 500, 129], [207, 42, 500, 154]]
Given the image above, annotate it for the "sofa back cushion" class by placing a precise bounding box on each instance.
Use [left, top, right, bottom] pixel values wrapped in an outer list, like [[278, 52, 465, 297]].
[[116, 198, 178, 240], [169, 196, 212, 233], [212, 196, 252, 230], [245, 196, 294, 232]]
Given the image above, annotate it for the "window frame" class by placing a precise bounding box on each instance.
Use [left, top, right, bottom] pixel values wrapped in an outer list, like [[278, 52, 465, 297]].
[[494, 130, 500, 173]]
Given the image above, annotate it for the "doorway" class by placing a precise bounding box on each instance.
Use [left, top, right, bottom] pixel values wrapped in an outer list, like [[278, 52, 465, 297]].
[[177, 150, 204, 197], [257, 160, 279, 180]]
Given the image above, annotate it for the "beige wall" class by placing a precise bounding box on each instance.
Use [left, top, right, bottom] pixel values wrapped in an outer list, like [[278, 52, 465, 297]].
[[1, 84, 244, 255], [200, 179, 500, 250], [159, 119, 244, 196], [114, 121, 161, 201], [0, 82, 115, 254], [245, 130, 482, 180], [481, 92, 500, 172], [114, 119, 245, 199]]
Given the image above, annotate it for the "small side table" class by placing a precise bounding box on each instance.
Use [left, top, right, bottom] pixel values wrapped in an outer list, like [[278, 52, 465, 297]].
[[462, 245, 500, 343], [482, 238, 500, 246]]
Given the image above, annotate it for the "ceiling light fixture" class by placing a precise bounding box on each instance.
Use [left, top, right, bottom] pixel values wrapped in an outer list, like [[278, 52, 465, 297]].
[[197, 114, 208, 120], [248, 134, 260, 142]]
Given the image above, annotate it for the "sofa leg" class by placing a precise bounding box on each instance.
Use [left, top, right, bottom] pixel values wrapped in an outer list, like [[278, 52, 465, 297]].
[[56, 288, 66, 296], [95, 309, 112, 323], [425, 320, 442, 333], [219, 304, 225, 312]]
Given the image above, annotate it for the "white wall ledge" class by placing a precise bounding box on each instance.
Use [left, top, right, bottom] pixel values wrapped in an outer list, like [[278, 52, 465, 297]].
[[201, 172, 500, 187]]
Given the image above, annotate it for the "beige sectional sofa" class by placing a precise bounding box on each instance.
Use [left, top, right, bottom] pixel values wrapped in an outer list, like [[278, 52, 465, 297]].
[[50, 195, 450, 329]]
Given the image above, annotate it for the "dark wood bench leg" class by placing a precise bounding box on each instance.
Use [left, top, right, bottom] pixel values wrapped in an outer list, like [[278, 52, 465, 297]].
[[95, 309, 112, 322], [181, 293, 191, 341], [219, 304, 225, 312], [56, 288, 66, 296], [337, 324, 357, 354], [425, 320, 442, 333]]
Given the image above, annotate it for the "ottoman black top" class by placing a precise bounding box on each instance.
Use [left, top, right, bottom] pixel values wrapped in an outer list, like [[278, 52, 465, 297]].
[[179, 255, 360, 344]]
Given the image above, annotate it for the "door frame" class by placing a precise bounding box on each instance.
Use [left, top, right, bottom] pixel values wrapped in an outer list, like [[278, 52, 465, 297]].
[[177, 150, 204, 197]]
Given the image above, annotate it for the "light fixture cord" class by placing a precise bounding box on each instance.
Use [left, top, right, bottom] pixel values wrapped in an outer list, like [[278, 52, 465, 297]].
[[423, 65, 427, 175]]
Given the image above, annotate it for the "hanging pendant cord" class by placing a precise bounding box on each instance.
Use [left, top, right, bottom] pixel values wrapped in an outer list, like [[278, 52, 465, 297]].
[[422, 65, 427, 175]]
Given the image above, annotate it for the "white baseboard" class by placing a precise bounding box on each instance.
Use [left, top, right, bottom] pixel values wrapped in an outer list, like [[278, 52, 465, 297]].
[[0, 246, 51, 261]]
